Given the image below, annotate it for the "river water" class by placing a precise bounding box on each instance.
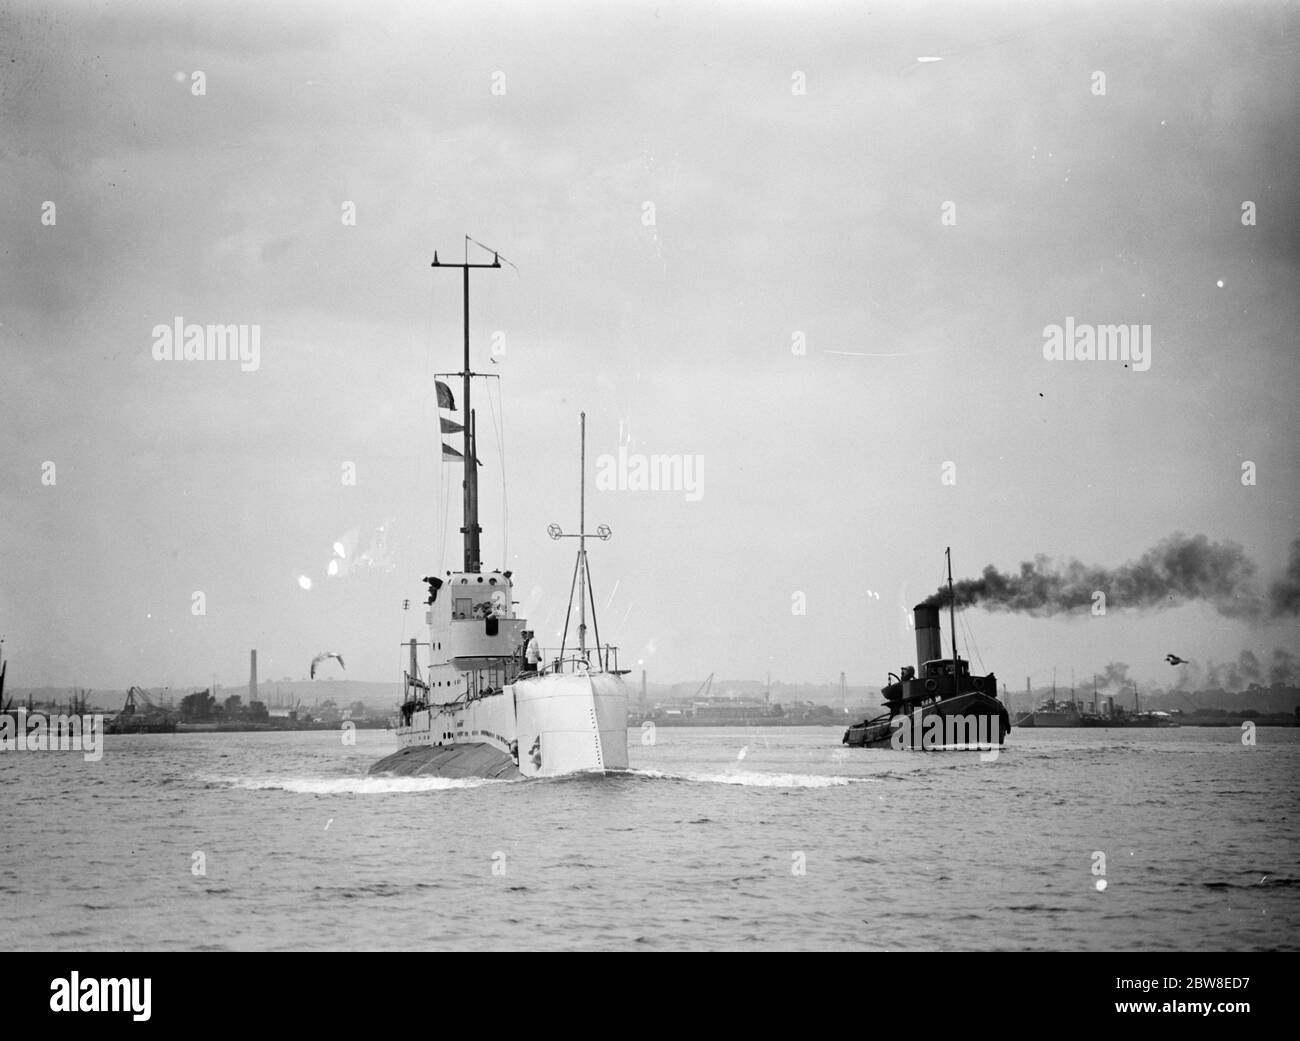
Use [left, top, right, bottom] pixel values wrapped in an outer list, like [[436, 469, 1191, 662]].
[[1, 725, 1295, 950]]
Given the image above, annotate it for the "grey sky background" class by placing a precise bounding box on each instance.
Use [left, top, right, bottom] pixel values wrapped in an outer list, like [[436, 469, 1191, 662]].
[[2, 0, 1297, 694]]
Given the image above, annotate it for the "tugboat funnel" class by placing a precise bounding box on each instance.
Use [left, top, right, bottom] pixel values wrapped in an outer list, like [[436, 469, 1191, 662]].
[[914, 603, 942, 669]]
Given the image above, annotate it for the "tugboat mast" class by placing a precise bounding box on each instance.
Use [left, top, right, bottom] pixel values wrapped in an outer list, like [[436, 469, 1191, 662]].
[[431, 244, 501, 573], [946, 547, 958, 686]]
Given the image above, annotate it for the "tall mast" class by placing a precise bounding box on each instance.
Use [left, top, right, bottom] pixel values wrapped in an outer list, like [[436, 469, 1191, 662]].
[[432, 245, 501, 573], [578, 412, 587, 655], [549, 413, 612, 668], [946, 547, 958, 686]]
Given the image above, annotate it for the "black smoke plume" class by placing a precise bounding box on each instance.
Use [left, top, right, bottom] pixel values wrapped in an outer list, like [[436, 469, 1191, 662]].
[[1238, 649, 1263, 685], [1270, 648, 1297, 686], [1268, 540, 1300, 617], [924, 533, 1298, 620], [1097, 661, 1130, 691]]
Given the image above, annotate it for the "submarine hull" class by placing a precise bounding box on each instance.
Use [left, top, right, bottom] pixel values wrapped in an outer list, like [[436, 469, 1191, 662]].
[[368, 742, 522, 779]]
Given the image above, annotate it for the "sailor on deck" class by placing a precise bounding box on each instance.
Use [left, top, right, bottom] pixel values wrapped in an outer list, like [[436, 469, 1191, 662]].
[[524, 633, 541, 675]]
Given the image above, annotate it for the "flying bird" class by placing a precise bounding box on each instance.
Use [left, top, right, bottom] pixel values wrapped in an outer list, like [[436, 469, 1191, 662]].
[[310, 651, 346, 679], [1165, 654, 1187, 666]]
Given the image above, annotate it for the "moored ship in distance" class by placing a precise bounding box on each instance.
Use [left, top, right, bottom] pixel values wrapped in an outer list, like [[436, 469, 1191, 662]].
[[105, 686, 177, 734], [1079, 686, 1180, 728], [1080, 708, 1180, 728], [1016, 697, 1084, 728], [843, 550, 1010, 750], [648, 699, 788, 726], [369, 245, 629, 781], [637, 672, 792, 726]]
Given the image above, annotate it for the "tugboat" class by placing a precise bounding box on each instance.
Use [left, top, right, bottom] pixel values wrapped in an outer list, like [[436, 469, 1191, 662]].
[[843, 550, 1010, 749], [369, 245, 629, 780]]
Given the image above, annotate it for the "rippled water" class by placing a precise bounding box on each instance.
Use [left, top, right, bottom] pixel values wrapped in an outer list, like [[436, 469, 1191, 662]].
[[1, 725, 1296, 950]]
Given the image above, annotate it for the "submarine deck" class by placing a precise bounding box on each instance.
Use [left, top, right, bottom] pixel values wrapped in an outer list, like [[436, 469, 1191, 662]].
[[369, 742, 522, 780]]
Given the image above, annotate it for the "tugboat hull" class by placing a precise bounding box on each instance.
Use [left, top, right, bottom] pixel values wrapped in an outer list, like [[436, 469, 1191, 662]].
[[843, 691, 1010, 749]]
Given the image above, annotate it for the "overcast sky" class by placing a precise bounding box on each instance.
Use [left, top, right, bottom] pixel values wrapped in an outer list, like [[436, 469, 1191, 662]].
[[2, 0, 1297, 695]]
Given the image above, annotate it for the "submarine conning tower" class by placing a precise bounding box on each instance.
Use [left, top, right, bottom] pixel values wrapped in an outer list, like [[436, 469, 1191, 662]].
[[914, 603, 942, 669]]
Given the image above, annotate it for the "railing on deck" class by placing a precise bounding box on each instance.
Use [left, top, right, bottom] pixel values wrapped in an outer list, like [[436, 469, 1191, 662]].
[[535, 644, 624, 676]]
